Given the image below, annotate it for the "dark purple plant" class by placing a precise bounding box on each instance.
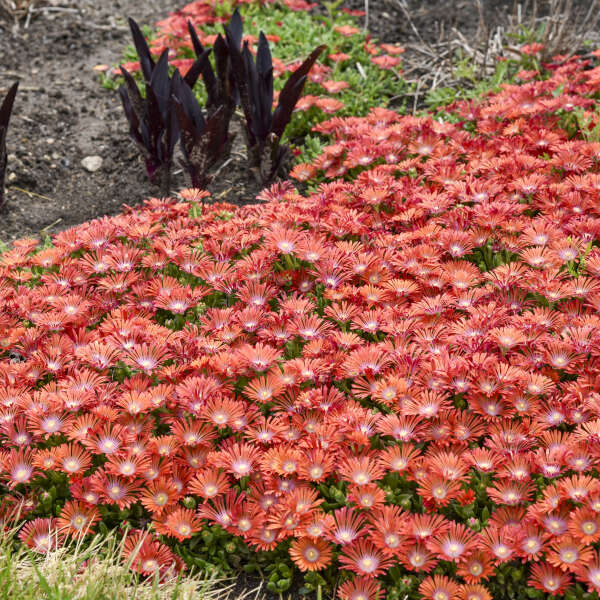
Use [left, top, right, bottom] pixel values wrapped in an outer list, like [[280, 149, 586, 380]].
[[172, 70, 231, 190], [128, 17, 207, 90], [119, 18, 210, 195], [227, 27, 325, 183], [0, 82, 18, 211], [176, 10, 243, 185], [187, 9, 242, 116]]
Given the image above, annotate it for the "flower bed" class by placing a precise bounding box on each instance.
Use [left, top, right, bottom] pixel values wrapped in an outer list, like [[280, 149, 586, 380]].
[[4, 27, 600, 600]]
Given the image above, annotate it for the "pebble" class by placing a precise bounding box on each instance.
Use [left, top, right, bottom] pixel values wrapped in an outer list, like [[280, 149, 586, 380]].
[[81, 155, 103, 172]]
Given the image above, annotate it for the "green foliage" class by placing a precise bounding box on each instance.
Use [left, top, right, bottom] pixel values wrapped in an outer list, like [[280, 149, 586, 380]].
[[426, 53, 515, 111], [265, 559, 293, 594], [561, 105, 600, 142], [178, 524, 244, 574]]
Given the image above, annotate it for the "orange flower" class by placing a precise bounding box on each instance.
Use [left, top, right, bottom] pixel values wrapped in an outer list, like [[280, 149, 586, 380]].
[[371, 55, 400, 69], [333, 25, 360, 36], [289, 537, 333, 571]]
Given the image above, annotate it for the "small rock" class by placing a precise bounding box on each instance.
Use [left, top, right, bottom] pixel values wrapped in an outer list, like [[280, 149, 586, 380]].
[[8, 173, 16, 182], [81, 155, 103, 172]]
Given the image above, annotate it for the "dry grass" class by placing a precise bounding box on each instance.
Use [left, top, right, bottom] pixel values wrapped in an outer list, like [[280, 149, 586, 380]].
[[395, 0, 600, 109], [0, 0, 75, 24], [0, 527, 264, 600], [503, 0, 600, 61], [0, 0, 38, 18]]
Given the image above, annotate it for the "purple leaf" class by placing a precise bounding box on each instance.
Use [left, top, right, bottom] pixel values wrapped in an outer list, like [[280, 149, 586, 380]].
[[272, 44, 325, 138], [0, 81, 18, 210], [128, 18, 155, 84]]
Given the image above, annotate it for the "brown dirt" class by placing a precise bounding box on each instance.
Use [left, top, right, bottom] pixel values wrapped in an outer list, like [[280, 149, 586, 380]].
[[0, 0, 262, 244], [344, 0, 596, 46], [344, 0, 598, 75]]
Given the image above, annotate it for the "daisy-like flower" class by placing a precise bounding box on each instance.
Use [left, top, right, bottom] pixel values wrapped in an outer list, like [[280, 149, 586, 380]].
[[289, 538, 333, 571], [577, 551, 600, 593], [418, 475, 462, 506], [568, 507, 600, 543], [264, 227, 303, 255], [123, 531, 179, 576], [124, 343, 170, 374], [157, 508, 202, 542], [339, 540, 393, 577], [236, 342, 281, 371], [169, 419, 217, 447], [290, 162, 317, 182], [211, 442, 262, 479], [244, 375, 284, 405], [237, 281, 278, 308], [202, 398, 246, 429], [18, 518, 62, 554], [419, 575, 461, 600], [54, 443, 92, 475], [515, 525, 548, 561], [547, 535, 593, 573], [327, 507, 370, 545], [427, 522, 479, 563], [529, 563, 572, 595], [136, 476, 178, 514], [479, 527, 515, 564], [406, 513, 450, 542], [297, 448, 335, 482], [92, 473, 141, 509], [3, 449, 36, 488], [188, 470, 231, 499], [376, 415, 424, 442], [540, 511, 570, 537], [105, 452, 151, 478], [558, 474, 600, 503], [369, 505, 405, 556], [486, 480, 534, 506], [337, 576, 385, 600], [457, 584, 492, 600], [338, 455, 385, 486], [399, 540, 438, 572], [262, 446, 303, 476], [456, 551, 495, 583], [84, 424, 130, 456], [56, 501, 99, 536]]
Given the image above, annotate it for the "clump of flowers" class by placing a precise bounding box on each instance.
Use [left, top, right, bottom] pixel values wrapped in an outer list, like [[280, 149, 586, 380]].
[[5, 48, 600, 600]]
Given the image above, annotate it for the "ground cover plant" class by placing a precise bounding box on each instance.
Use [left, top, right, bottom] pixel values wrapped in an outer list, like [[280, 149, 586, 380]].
[[4, 43, 600, 600]]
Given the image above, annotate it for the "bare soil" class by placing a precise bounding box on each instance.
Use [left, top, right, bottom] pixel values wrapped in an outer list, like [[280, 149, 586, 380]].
[[345, 0, 598, 97], [346, 0, 596, 46], [0, 0, 263, 244]]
